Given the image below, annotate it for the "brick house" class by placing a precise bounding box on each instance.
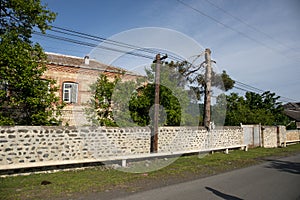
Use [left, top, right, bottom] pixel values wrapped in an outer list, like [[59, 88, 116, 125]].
[[44, 52, 142, 126]]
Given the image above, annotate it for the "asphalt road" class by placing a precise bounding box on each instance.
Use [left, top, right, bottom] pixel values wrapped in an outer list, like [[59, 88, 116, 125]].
[[110, 154, 300, 200]]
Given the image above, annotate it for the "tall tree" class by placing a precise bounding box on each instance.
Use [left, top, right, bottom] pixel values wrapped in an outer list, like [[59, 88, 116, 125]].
[[224, 92, 289, 126], [85, 74, 119, 126], [0, 0, 62, 125], [176, 58, 235, 126], [87, 62, 194, 127], [128, 62, 192, 127]]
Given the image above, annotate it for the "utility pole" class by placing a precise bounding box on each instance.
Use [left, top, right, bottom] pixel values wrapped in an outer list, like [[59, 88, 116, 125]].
[[203, 48, 212, 130], [152, 54, 167, 153]]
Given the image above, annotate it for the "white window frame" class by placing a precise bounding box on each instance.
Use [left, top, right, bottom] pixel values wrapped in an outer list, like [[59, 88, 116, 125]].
[[0, 80, 8, 91], [0, 80, 8, 97], [63, 82, 78, 103]]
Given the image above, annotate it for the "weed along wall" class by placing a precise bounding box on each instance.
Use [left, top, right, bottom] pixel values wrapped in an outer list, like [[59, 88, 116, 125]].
[[0, 125, 299, 171]]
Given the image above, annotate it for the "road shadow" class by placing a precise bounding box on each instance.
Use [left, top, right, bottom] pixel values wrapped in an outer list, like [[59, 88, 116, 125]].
[[264, 159, 300, 175], [205, 187, 243, 200]]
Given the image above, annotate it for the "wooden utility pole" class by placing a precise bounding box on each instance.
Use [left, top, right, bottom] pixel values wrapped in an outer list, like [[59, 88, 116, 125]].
[[153, 54, 161, 153], [152, 54, 167, 152], [203, 48, 212, 130]]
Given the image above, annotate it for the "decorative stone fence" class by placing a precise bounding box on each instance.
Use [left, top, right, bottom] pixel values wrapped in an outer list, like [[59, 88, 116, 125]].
[[0, 126, 150, 170], [158, 126, 243, 153], [261, 126, 279, 148], [0, 125, 299, 171], [286, 130, 300, 141], [260, 126, 300, 148]]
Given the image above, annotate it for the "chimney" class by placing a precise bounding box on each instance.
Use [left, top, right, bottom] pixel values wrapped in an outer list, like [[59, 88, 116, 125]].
[[84, 55, 89, 65]]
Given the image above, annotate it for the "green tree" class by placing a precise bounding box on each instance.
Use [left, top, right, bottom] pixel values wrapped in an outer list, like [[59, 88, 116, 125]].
[[0, 0, 63, 125], [87, 63, 193, 127], [85, 72, 146, 127], [129, 63, 191, 126], [129, 83, 184, 126], [178, 58, 235, 126], [224, 92, 289, 126], [224, 93, 250, 126], [85, 74, 119, 126]]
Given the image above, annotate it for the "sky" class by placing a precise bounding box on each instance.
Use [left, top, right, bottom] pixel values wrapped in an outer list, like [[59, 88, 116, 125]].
[[33, 0, 300, 102]]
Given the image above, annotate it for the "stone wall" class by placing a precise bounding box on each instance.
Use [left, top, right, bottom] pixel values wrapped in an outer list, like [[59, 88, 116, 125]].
[[158, 126, 243, 153], [0, 126, 150, 169], [1, 125, 298, 170], [261, 126, 278, 148], [261, 126, 299, 148], [277, 126, 286, 146], [286, 130, 300, 141]]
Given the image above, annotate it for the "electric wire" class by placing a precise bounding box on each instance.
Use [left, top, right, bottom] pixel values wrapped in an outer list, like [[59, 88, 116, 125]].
[[33, 31, 154, 60], [177, 0, 296, 56], [233, 81, 297, 102], [3, 2, 297, 103], [34, 27, 297, 103], [234, 80, 265, 93], [203, 0, 298, 53], [50, 26, 187, 63]]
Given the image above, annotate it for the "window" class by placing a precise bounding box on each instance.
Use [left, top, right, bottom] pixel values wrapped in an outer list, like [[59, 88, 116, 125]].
[[0, 80, 8, 91], [0, 80, 8, 97], [63, 82, 78, 103]]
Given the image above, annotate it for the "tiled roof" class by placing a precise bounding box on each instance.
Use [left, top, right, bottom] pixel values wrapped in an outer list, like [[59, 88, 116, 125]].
[[283, 102, 300, 121], [284, 110, 300, 121], [45, 52, 128, 74], [283, 102, 300, 110]]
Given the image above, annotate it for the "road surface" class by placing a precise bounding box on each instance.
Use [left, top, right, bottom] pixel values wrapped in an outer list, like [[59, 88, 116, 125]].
[[109, 154, 300, 200]]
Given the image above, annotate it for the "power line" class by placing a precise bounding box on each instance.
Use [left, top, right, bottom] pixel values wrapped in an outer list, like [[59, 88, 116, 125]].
[[50, 26, 186, 63], [234, 80, 265, 93], [33, 26, 199, 70], [52, 26, 156, 55], [203, 0, 297, 53], [232, 81, 297, 102], [33, 31, 155, 60], [176, 0, 293, 56], [34, 27, 297, 103]]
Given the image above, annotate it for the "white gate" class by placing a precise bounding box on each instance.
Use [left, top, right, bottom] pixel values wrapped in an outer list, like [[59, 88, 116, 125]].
[[241, 124, 261, 147]]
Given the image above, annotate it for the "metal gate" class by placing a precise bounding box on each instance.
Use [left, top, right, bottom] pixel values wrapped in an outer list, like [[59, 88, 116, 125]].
[[242, 124, 261, 147]]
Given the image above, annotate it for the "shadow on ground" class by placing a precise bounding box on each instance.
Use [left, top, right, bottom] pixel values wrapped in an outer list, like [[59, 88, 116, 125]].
[[264, 159, 300, 175], [205, 186, 243, 200]]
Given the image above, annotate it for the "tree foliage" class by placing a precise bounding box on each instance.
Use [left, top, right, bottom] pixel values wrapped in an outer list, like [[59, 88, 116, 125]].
[[0, 0, 56, 39], [224, 91, 289, 126], [87, 62, 195, 127], [173, 60, 235, 126], [85, 74, 119, 126], [0, 0, 63, 125], [128, 63, 192, 127]]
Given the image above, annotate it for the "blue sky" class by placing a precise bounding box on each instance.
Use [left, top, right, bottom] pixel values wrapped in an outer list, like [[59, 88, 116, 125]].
[[33, 0, 300, 102]]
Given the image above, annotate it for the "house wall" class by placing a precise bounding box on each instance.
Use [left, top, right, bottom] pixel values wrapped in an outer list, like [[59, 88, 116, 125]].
[[44, 63, 140, 126]]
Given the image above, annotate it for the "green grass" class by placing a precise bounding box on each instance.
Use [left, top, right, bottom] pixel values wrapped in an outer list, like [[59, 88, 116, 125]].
[[1, 143, 300, 200]]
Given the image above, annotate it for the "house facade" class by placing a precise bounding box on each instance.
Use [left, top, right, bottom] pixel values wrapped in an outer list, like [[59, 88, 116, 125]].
[[44, 52, 141, 126], [283, 102, 300, 129]]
